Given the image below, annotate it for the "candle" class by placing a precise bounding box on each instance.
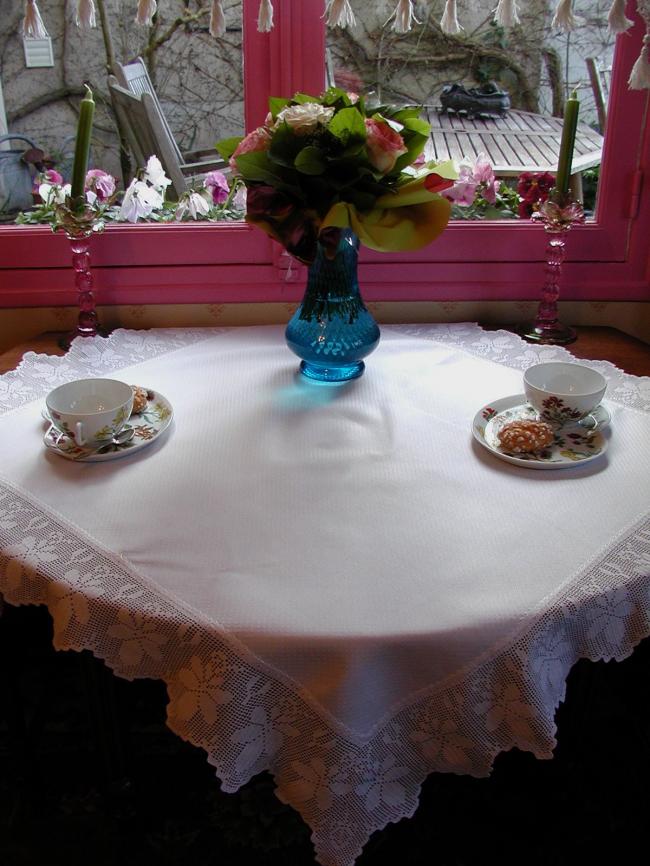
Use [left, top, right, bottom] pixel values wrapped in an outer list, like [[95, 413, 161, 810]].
[[70, 84, 95, 209], [555, 89, 580, 197]]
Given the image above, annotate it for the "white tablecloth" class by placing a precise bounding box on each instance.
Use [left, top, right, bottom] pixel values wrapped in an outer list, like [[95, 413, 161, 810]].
[[1, 324, 649, 866]]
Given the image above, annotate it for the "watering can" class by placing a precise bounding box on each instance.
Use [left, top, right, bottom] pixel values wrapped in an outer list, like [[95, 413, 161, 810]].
[[0, 134, 39, 214]]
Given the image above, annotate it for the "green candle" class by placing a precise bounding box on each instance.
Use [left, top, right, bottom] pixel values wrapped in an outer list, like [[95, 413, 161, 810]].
[[555, 89, 580, 197], [70, 84, 95, 209]]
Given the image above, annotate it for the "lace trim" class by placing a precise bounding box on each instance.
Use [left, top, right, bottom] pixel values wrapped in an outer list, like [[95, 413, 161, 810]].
[[1, 326, 649, 866]]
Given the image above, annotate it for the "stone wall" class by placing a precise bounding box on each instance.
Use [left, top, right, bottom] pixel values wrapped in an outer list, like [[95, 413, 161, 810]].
[[1, 0, 244, 182]]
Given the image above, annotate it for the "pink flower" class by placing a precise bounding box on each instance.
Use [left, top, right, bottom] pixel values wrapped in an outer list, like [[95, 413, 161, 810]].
[[44, 169, 63, 185], [85, 169, 116, 202], [442, 153, 499, 207], [230, 127, 271, 172], [203, 170, 230, 205], [364, 118, 407, 174], [413, 152, 427, 168], [472, 154, 499, 205], [442, 162, 478, 206]]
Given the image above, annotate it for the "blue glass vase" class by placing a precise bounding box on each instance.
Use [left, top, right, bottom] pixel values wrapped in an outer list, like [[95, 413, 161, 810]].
[[285, 229, 380, 382]]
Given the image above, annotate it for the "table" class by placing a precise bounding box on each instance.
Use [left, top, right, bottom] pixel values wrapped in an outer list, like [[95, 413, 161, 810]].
[[1, 324, 649, 866], [426, 108, 603, 177]]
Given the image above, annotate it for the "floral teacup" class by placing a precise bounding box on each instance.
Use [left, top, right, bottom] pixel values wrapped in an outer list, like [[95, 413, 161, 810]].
[[523, 362, 607, 427], [46, 378, 134, 447]]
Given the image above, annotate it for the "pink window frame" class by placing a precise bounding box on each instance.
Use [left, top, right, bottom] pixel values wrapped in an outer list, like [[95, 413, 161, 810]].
[[0, 0, 648, 308]]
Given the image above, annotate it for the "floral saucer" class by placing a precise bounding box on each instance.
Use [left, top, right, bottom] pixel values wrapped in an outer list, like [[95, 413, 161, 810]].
[[472, 394, 609, 469], [43, 390, 173, 462]]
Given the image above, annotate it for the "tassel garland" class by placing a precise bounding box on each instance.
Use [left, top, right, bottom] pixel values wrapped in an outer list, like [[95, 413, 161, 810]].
[[607, 0, 633, 33], [440, 0, 463, 35], [258, 0, 274, 32], [209, 0, 226, 37], [325, 0, 356, 29], [493, 0, 520, 28], [628, 33, 650, 89], [385, 0, 419, 34], [135, 0, 157, 26], [551, 0, 579, 32], [76, 0, 96, 29], [22, 0, 48, 38]]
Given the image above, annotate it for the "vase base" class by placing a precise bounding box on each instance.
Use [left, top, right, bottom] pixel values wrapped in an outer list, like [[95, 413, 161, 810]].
[[515, 322, 577, 346], [299, 360, 365, 382]]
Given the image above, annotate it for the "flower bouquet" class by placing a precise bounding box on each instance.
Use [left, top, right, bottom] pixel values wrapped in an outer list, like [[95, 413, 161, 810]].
[[217, 88, 456, 380]]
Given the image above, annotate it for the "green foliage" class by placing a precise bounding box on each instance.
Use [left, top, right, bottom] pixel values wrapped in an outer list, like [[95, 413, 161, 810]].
[[217, 88, 434, 223]]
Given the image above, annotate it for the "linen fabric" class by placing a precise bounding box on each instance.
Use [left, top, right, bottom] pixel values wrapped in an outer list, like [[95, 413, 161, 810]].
[[1, 324, 649, 866]]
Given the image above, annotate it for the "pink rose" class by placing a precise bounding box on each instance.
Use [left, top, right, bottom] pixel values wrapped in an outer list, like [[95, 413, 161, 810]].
[[203, 170, 230, 205], [85, 169, 116, 202], [364, 118, 407, 174], [229, 127, 271, 172]]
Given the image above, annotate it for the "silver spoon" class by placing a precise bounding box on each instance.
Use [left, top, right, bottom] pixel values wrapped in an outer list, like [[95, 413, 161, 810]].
[[85, 427, 135, 456]]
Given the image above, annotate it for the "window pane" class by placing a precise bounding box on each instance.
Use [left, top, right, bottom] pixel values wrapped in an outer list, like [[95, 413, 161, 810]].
[[1, 0, 244, 216], [325, 1, 614, 221]]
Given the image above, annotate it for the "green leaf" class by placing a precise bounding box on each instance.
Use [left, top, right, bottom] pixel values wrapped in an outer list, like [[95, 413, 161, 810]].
[[327, 107, 367, 145], [269, 121, 304, 168], [294, 146, 326, 175], [234, 151, 286, 185], [215, 136, 242, 161], [291, 92, 320, 105], [269, 97, 290, 119], [402, 116, 431, 137]]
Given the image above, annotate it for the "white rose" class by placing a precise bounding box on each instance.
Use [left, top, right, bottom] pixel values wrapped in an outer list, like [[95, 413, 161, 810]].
[[275, 103, 335, 136]]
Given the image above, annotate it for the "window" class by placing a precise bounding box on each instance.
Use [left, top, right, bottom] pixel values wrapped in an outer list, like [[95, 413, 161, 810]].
[[0, 0, 648, 308]]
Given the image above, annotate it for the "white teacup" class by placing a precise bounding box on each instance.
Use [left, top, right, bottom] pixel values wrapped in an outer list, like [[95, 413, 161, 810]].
[[46, 378, 134, 447], [524, 362, 607, 427]]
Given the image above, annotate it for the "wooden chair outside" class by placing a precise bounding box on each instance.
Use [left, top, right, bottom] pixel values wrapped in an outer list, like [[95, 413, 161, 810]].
[[586, 58, 611, 135], [108, 76, 225, 200], [111, 58, 225, 193]]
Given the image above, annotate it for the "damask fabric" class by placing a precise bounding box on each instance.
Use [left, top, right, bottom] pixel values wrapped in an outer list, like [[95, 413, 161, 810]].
[[1, 324, 649, 866]]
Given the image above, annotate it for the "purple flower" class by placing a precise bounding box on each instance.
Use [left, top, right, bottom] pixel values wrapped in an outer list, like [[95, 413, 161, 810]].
[[203, 170, 230, 205]]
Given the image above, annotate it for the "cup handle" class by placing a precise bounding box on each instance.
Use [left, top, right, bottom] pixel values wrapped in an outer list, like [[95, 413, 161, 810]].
[[74, 421, 86, 446]]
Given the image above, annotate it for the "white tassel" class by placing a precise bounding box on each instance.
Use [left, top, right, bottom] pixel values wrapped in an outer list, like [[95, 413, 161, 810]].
[[76, 0, 96, 29], [325, 0, 356, 29], [628, 33, 650, 89], [440, 0, 463, 35], [135, 0, 157, 26], [209, 0, 226, 37], [607, 0, 633, 34], [22, 0, 48, 39], [551, 0, 579, 32], [391, 0, 420, 34], [258, 0, 274, 32], [493, 0, 520, 28]]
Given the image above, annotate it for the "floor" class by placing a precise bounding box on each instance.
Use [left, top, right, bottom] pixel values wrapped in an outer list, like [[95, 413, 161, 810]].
[[1, 603, 649, 866]]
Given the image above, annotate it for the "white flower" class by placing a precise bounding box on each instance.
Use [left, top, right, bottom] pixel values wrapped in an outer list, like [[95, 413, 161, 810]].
[[275, 102, 335, 135], [144, 155, 172, 192], [38, 182, 71, 205], [118, 179, 164, 222], [175, 191, 210, 220]]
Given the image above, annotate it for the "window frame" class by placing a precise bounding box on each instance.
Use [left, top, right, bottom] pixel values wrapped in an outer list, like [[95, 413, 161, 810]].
[[0, 0, 648, 308]]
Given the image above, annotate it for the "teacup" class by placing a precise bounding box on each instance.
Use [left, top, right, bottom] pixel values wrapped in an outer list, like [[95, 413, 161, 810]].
[[46, 378, 134, 447], [523, 362, 607, 427]]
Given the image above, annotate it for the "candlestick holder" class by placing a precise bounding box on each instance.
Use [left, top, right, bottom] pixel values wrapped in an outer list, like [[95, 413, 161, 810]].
[[55, 205, 109, 350], [516, 195, 585, 346]]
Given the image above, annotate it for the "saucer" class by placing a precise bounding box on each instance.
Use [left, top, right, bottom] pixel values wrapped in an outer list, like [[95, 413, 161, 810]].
[[472, 394, 609, 470], [44, 390, 173, 462]]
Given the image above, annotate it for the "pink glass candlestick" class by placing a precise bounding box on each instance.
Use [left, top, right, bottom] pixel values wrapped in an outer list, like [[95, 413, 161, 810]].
[[517, 197, 585, 346], [57, 220, 109, 350]]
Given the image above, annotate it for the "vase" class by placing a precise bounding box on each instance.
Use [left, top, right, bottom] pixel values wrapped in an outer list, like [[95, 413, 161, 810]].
[[285, 229, 380, 382]]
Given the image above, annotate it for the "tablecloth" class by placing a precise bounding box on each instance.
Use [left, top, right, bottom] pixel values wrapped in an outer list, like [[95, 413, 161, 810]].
[[1, 324, 649, 866]]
